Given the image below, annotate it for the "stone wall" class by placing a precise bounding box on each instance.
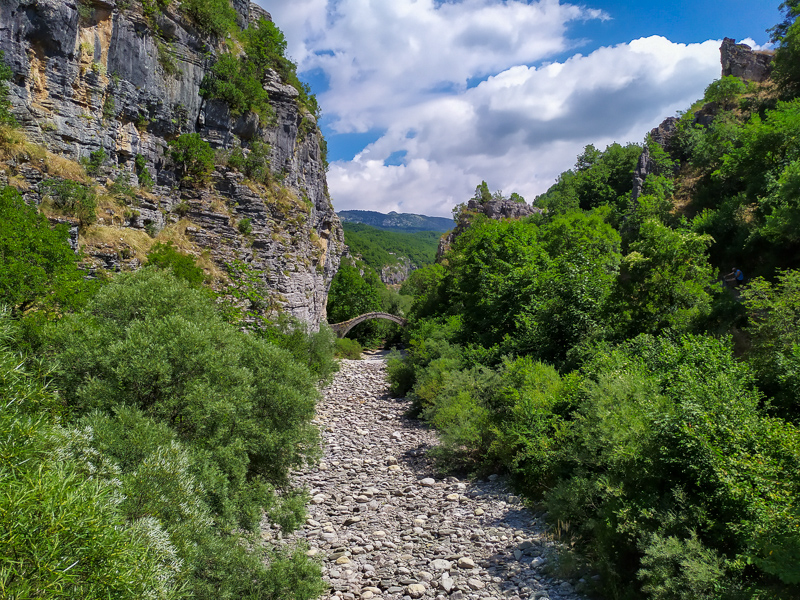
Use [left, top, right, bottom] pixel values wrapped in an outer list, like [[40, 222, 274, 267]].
[[0, 0, 343, 328]]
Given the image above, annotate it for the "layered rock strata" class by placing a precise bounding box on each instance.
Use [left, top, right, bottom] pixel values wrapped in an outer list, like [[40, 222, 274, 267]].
[[0, 0, 343, 327]]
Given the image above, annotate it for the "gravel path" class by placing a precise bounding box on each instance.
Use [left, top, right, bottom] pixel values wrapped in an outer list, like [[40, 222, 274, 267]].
[[280, 357, 588, 600]]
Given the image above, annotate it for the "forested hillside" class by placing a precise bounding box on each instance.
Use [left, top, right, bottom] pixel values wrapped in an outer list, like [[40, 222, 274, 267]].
[[343, 222, 439, 274], [338, 209, 455, 233], [388, 4, 800, 599]]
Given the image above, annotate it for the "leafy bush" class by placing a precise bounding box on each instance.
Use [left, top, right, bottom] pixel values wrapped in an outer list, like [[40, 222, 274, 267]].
[[135, 153, 155, 190], [0, 186, 94, 316], [0, 51, 15, 126], [84, 147, 107, 176], [335, 337, 363, 359], [146, 241, 205, 286], [169, 133, 215, 186], [703, 75, 748, 110], [741, 269, 800, 422], [0, 316, 182, 599], [38, 269, 326, 598], [182, 0, 237, 38], [238, 217, 253, 235], [40, 178, 98, 226]]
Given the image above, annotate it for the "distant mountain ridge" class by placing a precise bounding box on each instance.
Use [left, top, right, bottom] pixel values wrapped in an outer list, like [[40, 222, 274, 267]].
[[338, 210, 455, 232]]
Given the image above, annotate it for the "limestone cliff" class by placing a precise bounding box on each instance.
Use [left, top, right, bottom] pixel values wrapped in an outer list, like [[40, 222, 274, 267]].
[[0, 0, 344, 328]]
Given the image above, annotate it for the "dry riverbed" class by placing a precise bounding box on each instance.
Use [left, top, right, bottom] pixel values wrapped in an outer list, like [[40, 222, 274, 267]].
[[276, 357, 589, 600]]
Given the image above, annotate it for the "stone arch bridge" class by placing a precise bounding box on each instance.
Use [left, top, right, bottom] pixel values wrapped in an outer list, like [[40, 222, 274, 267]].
[[329, 312, 408, 338]]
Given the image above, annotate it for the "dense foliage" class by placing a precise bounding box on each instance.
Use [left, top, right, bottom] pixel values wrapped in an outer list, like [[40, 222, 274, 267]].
[[342, 222, 440, 273], [201, 18, 319, 120], [0, 186, 93, 316], [0, 173, 335, 598], [326, 257, 410, 347], [387, 30, 800, 599]]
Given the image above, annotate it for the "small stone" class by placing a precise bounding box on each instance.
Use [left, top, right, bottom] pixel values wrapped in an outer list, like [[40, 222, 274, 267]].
[[446, 493, 459, 501], [440, 574, 454, 592], [335, 556, 351, 565], [407, 583, 426, 598], [467, 578, 485, 590], [458, 557, 476, 569], [312, 494, 326, 504], [306, 548, 320, 557], [419, 478, 436, 487], [386, 456, 398, 465], [430, 559, 452, 571], [388, 465, 401, 471], [361, 592, 374, 600], [344, 516, 362, 526], [474, 508, 484, 516], [372, 530, 387, 539]]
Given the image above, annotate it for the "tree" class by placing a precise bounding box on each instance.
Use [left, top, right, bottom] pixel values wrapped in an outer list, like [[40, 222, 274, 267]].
[[703, 76, 747, 110], [471, 180, 492, 204], [169, 133, 215, 186], [0, 186, 92, 316], [145, 241, 205, 286], [741, 269, 800, 421], [326, 260, 382, 324], [771, 0, 800, 97], [606, 220, 716, 338]]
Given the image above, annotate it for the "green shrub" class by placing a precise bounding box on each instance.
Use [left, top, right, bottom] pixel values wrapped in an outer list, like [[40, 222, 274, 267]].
[[238, 217, 253, 235], [0, 186, 94, 316], [84, 147, 107, 176], [703, 75, 748, 110], [182, 0, 238, 38], [0, 51, 16, 126], [741, 269, 800, 422], [169, 133, 215, 186], [135, 153, 155, 190], [146, 241, 205, 286], [40, 178, 98, 226], [335, 337, 363, 359], [0, 316, 182, 600]]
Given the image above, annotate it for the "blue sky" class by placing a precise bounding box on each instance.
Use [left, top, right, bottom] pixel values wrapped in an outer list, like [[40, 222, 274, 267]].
[[255, 0, 780, 217]]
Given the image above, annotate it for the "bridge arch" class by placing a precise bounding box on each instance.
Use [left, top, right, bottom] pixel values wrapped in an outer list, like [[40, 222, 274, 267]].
[[329, 312, 408, 338]]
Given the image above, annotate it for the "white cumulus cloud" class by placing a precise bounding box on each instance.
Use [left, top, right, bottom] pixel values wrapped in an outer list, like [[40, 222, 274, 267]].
[[256, 1, 725, 217]]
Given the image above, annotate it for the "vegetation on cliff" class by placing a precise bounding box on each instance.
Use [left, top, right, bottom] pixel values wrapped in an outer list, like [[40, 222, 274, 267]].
[[0, 12, 337, 594], [387, 6, 800, 599]]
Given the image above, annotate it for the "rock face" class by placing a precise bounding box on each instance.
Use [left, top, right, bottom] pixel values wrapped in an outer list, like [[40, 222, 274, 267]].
[[0, 0, 343, 328], [721, 38, 774, 83], [632, 116, 678, 201], [279, 358, 589, 600], [437, 199, 542, 260], [381, 256, 415, 286]]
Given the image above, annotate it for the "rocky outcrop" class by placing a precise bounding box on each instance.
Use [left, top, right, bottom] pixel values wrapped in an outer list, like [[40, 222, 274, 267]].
[[632, 116, 678, 201], [0, 0, 344, 328], [437, 199, 542, 260], [380, 256, 415, 286], [721, 38, 774, 83]]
